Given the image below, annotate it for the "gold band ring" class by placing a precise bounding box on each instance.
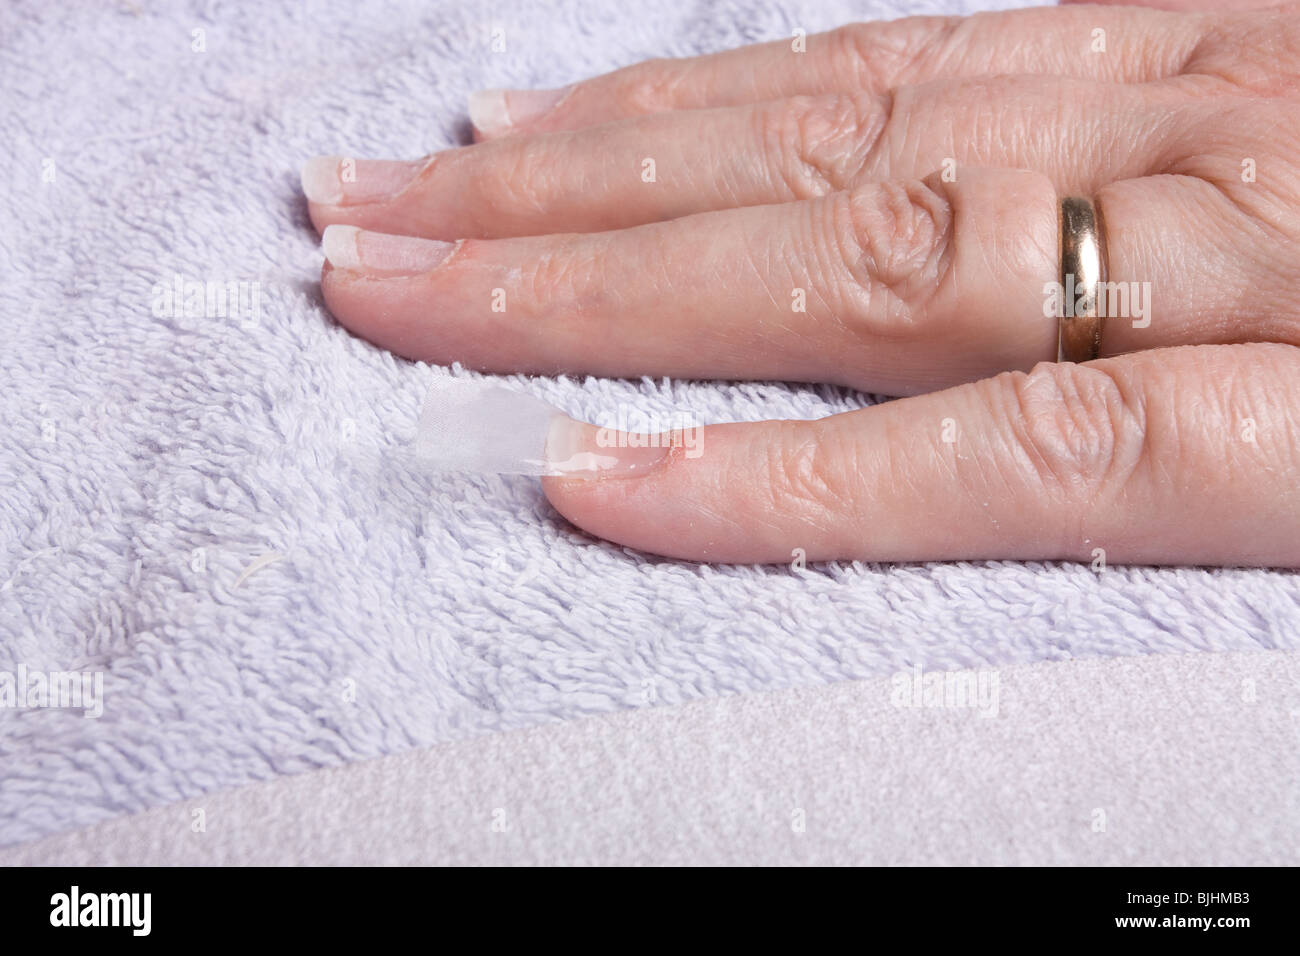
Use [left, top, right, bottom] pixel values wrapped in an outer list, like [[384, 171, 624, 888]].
[[1057, 196, 1107, 363]]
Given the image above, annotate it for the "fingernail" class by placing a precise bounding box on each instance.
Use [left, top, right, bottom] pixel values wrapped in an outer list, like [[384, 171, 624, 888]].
[[301, 156, 424, 206], [322, 225, 455, 276], [411, 379, 673, 479], [545, 417, 672, 478], [467, 87, 567, 136]]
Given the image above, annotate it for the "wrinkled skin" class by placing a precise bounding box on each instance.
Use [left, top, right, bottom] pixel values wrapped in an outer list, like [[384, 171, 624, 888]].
[[304, 0, 1300, 565]]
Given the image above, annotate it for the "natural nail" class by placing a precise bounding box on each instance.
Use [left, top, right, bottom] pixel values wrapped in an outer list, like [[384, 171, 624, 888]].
[[545, 417, 672, 479], [467, 87, 567, 136], [301, 156, 424, 206], [322, 225, 455, 277]]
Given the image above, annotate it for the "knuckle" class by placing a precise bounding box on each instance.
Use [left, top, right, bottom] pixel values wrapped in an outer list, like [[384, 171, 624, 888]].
[[761, 421, 858, 522], [854, 86, 896, 175], [1189, 102, 1300, 228], [616, 59, 682, 113], [831, 17, 960, 89], [990, 361, 1147, 506], [1151, 345, 1299, 481], [1230, 348, 1300, 475], [755, 94, 876, 199], [528, 249, 577, 301], [829, 180, 953, 335], [1185, 8, 1300, 95], [527, 240, 597, 313]]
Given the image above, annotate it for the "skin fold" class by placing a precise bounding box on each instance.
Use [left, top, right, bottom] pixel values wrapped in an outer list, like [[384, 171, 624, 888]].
[[302, 0, 1300, 566]]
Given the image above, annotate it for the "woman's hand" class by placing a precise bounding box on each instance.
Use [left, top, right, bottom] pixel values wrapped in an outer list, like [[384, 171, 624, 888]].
[[303, 1, 1300, 565]]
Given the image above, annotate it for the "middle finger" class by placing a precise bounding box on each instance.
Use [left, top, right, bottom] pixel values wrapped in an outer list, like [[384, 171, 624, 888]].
[[304, 77, 1172, 240]]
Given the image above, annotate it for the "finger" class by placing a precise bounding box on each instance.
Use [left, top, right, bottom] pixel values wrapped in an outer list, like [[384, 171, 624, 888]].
[[542, 343, 1300, 565], [304, 77, 1165, 240], [1066, 0, 1284, 10], [468, 5, 1205, 138], [318, 169, 1060, 395], [1096, 98, 1300, 356]]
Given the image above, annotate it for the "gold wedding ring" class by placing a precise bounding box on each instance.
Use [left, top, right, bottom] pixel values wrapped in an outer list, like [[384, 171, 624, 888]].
[[1057, 197, 1107, 363]]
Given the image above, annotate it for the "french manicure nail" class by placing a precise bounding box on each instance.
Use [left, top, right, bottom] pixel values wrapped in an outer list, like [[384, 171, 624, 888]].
[[301, 156, 424, 205], [322, 225, 455, 276], [412, 379, 673, 479], [467, 87, 567, 136]]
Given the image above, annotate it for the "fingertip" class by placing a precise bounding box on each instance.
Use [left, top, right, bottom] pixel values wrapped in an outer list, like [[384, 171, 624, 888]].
[[318, 251, 461, 363], [539, 421, 798, 563], [541, 469, 698, 559], [306, 199, 329, 234]]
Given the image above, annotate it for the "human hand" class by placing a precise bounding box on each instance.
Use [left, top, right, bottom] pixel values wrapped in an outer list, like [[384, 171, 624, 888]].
[[303, 1, 1300, 565]]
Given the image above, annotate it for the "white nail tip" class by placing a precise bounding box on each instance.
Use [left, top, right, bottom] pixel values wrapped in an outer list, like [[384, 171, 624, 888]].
[[301, 155, 344, 204], [321, 224, 362, 270], [467, 89, 510, 135], [410, 380, 672, 479]]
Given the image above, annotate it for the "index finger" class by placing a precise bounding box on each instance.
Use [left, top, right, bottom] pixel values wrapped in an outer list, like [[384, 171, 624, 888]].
[[542, 343, 1300, 565]]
